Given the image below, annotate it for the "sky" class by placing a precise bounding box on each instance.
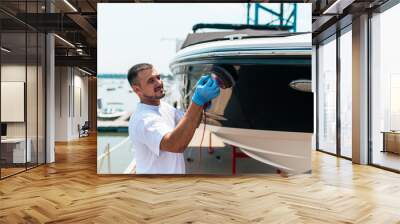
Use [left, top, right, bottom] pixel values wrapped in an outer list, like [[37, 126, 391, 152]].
[[98, 3, 311, 75]]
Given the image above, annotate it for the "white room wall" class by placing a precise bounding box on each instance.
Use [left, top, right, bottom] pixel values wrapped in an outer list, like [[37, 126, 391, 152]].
[[54, 66, 89, 141], [1, 65, 33, 138], [55, 66, 69, 141], [71, 71, 89, 138], [1, 63, 46, 164]]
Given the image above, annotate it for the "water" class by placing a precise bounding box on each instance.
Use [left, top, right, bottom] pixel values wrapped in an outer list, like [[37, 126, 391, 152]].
[[97, 77, 139, 114], [97, 132, 129, 150], [97, 132, 134, 174]]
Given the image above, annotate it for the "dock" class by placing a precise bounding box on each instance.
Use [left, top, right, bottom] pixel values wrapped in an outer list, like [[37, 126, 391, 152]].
[[97, 111, 132, 132]]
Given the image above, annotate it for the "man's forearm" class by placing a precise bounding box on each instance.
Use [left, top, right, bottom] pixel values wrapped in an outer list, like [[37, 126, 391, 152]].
[[174, 103, 203, 150], [160, 75, 220, 153], [160, 103, 203, 152]]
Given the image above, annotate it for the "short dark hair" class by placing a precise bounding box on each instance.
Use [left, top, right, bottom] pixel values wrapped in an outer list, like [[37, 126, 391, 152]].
[[127, 63, 153, 86]]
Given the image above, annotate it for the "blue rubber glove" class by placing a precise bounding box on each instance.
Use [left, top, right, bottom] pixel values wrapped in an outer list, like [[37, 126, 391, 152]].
[[192, 75, 220, 106]]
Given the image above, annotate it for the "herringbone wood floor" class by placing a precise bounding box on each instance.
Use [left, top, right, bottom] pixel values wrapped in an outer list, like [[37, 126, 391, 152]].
[[1, 134, 400, 223]]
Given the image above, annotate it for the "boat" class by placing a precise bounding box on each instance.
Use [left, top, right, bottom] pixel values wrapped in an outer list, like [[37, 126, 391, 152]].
[[170, 26, 313, 174], [97, 107, 127, 120], [107, 102, 124, 106]]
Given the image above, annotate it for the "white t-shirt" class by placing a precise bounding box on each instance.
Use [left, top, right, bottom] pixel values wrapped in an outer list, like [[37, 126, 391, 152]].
[[128, 101, 185, 174]]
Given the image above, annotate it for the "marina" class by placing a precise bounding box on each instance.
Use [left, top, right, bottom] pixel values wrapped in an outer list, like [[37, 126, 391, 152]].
[[97, 73, 181, 132]]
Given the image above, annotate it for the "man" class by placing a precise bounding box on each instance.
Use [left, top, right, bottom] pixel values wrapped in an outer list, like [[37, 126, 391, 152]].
[[127, 63, 220, 174]]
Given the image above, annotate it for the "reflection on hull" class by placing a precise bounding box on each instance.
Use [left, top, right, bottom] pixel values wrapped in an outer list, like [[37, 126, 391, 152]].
[[206, 125, 311, 174], [204, 63, 313, 133]]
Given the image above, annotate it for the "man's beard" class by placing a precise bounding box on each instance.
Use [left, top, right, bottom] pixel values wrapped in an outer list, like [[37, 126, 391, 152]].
[[143, 91, 165, 100], [141, 84, 165, 100]]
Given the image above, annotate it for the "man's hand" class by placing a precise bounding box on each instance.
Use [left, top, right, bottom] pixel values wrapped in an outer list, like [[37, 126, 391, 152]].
[[160, 75, 220, 153], [191, 75, 220, 106]]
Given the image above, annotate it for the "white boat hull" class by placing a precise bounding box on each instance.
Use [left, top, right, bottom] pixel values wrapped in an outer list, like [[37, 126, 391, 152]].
[[205, 124, 312, 174]]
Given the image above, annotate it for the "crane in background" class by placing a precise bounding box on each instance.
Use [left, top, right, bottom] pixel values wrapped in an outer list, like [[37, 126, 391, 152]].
[[246, 3, 297, 32]]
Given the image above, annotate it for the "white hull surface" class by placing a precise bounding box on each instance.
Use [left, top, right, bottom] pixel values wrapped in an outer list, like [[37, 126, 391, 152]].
[[205, 124, 312, 174], [171, 31, 313, 174]]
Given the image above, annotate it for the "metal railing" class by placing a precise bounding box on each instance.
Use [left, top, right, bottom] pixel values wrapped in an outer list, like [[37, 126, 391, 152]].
[[97, 137, 135, 174]]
